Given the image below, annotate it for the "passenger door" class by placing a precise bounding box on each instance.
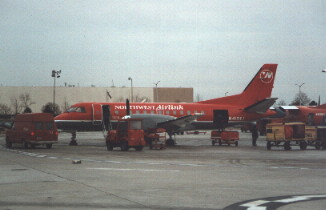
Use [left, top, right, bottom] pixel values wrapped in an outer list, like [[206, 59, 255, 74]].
[[92, 104, 102, 125]]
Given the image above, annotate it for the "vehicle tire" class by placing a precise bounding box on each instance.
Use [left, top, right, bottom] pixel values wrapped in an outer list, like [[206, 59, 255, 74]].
[[106, 142, 113, 151], [284, 142, 291, 150], [299, 141, 307, 150], [46, 144, 52, 149], [5, 137, 12, 148], [135, 146, 143, 151], [120, 141, 129, 151], [267, 141, 272, 150], [23, 141, 28, 149]]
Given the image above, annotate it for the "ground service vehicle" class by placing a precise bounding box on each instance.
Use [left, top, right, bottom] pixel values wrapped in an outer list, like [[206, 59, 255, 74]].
[[211, 130, 239, 146], [266, 122, 306, 150], [5, 113, 58, 149], [106, 118, 146, 151]]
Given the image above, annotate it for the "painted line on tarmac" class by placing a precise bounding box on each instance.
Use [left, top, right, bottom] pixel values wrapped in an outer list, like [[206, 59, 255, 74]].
[[2, 145, 326, 171], [86, 167, 180, 172], [222, 194, 326, 210]]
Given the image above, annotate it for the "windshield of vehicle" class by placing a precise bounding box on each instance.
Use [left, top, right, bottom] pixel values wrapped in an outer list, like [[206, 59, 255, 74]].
[[130, 120, 142, 130], [65, 107, 86, 113]]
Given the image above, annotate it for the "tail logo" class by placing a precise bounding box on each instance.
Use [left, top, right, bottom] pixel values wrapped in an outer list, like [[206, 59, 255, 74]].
[[260, 69, 274, 83]]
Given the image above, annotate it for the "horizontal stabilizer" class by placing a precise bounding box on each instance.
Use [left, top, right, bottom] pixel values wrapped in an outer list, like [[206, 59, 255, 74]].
[[244, 98, 277, 113], [280, 106, 299, 110], [157, 114, 204, 131]]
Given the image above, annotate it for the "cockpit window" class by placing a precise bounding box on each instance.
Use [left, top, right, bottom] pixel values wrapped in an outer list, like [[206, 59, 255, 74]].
[[66, 106, 86, 113]]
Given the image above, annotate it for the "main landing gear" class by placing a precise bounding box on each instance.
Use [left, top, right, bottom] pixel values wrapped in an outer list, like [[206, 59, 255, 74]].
[[69, 131, 78, 146], [166, 132, 176, 146]]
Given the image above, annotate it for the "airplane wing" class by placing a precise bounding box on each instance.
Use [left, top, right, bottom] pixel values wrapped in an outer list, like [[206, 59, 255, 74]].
[[244, 98, 278, 114], [157, 114, 204, 131]]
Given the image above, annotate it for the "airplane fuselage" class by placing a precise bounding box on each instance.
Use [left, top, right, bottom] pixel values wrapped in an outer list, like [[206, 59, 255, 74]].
[[285, 106, 326, 125], [55, 101, 277, 132]]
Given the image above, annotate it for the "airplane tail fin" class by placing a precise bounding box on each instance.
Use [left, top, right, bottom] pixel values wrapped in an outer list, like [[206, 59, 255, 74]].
[[198, 64, 278, 109]]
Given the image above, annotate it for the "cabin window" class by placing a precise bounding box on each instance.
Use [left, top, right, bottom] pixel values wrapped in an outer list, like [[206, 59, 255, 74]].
[[143, 110, 147, 114], [76, 107, 86, 112], [45, 123, 53, 130], [115, 110, 119, 115], [187, 111, 191, 115], [150, 111, 154, 114], [66, 106, 86, 113], [136, 110, 140, 114], [130, 121, 142, 130], [173, 111, 177, 115], [166, 111, 170, 115], [157, 111, 163, 114], [35, 123, 42, 130], [180, 111, 184, 115]]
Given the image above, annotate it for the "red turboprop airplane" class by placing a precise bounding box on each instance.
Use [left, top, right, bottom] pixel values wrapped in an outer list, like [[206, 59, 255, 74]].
[[55, 64, 283, 145], [280, 104, 326, 126]]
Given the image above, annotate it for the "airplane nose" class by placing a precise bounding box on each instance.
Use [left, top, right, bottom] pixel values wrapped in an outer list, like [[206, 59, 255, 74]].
[[54, 115, 61, 121]]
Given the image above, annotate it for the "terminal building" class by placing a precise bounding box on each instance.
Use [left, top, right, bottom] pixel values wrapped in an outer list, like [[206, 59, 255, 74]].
[[0, 86, 193, 114]]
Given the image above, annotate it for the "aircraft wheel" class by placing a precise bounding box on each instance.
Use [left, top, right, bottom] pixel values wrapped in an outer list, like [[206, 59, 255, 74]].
[[166, 139, 175, 146], [315, 141, 321, 150], [235, 141, 238, 147], [212, 140, 216, 146], [46, 144, 52, 149]]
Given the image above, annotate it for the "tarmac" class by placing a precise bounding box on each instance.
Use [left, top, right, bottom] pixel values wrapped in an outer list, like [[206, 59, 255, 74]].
[[1, 131, 326, 210]]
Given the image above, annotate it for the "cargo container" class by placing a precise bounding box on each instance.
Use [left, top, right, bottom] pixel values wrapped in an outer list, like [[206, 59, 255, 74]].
[[211, 130, 239, 146], [305, 126, 326, 150], [266, 122, 306, 150]]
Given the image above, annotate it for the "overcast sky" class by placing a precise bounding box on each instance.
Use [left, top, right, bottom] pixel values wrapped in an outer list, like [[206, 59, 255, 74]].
[[1, 0, 325, 104]]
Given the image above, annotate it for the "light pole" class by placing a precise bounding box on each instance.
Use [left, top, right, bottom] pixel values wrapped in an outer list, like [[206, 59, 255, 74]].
[[52, 70, 61, 114], [154, 81, 160, 102], [128, 77, 133, 102], [295, 82, 305, 106]]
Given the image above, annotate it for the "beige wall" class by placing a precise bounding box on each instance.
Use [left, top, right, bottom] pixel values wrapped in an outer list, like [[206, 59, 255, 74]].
[[0, 86, 193, 113], [154, 88, 194, 103]]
